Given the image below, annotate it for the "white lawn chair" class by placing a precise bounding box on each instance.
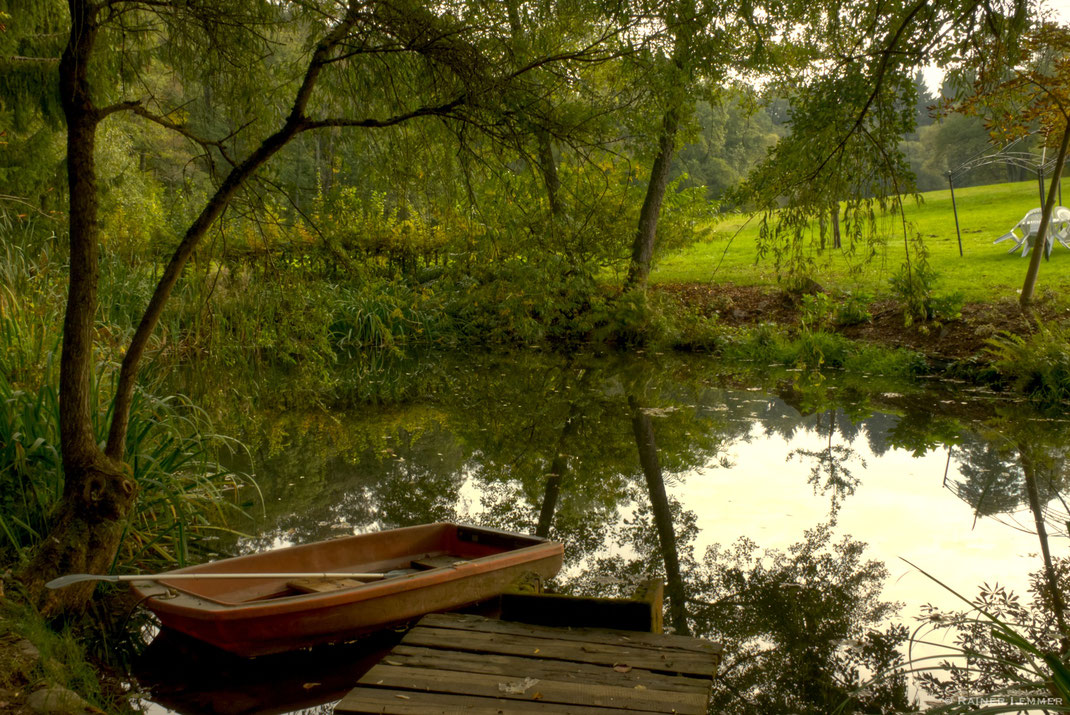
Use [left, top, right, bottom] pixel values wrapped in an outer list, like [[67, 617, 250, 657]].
[[994, 208, 1043, 255], [994, 207, 1070, 258]]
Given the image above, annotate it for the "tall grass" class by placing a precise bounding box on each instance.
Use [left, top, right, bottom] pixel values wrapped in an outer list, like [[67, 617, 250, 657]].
[[0, 360, 259, 572], [835, 560, 1070, 714], [0, 215, 259, 573]]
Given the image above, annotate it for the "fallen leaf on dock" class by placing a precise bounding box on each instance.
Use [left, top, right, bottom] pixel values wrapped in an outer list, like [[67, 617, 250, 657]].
[[613, 664, 632, 673], [499, 677, 540, 694], [532, 692, 543, 700], [301, 682, 321, 690], [394, 694, 410, 699]]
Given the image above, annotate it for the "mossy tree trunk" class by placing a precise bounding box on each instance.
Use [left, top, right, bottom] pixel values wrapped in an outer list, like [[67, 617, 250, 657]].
[[19, 0, 140, 617], [626, 105, 681, 288], [22, 0, 361, 615]]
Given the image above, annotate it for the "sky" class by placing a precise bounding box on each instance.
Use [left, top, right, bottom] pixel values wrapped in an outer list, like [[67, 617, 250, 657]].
[[922, 0, 1070, 93]]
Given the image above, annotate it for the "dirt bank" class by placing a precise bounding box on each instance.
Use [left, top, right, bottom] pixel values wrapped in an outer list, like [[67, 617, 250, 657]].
[[655, 283, 1070, 363]]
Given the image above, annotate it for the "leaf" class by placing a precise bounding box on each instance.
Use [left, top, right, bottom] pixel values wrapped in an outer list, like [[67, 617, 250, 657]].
[[499, 677, 540, 694], [302, 682, 321, 690], [613, 664, 633, 673]]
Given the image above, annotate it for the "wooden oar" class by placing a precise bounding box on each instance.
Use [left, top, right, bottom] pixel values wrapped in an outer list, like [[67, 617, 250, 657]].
[[46, 571, 388, 589]]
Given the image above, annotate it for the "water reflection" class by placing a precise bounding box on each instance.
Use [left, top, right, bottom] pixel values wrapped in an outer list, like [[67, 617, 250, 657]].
[[136, 628, 400, 714], [156, 352, 1069, 713]]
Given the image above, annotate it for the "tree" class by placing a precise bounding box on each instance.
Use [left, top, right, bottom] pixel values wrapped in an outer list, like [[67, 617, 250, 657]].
[[694, 525, 910, 714], [624, 0, 777, 287], [0, 1, 67, 214], [739, 0, 1029, 286], [21, 0, 625, 614], [954, 21, 1070, 307]]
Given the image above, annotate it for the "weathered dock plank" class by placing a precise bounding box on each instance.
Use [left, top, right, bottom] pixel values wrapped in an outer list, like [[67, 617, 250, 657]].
[[401, 625, 718, 677], [419, 611, 721, 655], [357, 663, 708, 713], [335, 611, 721, 714], [384, 645, 710, 692], [335, 688, 671, 715]]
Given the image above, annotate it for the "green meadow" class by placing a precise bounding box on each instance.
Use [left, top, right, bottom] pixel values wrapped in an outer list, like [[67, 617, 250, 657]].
[[653, 179, 1070, 303]]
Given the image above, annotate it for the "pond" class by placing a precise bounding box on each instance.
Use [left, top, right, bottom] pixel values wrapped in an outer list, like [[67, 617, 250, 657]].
[[139, 351, 1070, 714]]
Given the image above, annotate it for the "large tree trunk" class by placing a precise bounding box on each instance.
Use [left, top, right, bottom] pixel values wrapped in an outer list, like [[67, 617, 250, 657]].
[[629, 395, 690, 636], [536, 128, 560, 219], [626, 105, 680, 288], [20, 0, 139, 616], [1021, 126, 1070, 308], [23, 1, 358, 615]]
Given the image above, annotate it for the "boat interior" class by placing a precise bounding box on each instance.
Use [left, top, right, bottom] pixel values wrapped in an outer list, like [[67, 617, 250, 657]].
[[156, 523, 548, 605]]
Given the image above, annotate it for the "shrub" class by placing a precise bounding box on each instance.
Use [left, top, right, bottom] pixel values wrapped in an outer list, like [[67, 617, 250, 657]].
[[986, 324, 1070, 405]]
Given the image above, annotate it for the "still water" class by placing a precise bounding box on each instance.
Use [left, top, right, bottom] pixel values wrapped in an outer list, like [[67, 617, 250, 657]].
[[141, 351, 1070, 713]]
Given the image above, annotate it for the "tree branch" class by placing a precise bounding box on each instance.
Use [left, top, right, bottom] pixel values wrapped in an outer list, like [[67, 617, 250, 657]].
[[105, 2, 360, 460], [6, 55, 61, 64], [302, 97, 467, 131]]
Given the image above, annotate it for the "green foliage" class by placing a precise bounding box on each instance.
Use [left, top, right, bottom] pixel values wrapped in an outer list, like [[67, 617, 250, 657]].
[[889, 258, 964, 326], [800, 292, 835, 330], [675, 95, 782, 202], [903, 113, 1029, 192], [833, 291, 873, 327], [893, 560, 1070, 713], [986, 325, 1070, 404], [0, 599, 111, 712], [0, 227, 257, 569], [710, 323, 924, 376]]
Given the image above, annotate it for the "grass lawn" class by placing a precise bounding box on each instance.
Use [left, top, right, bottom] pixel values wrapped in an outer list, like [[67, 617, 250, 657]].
[[653, 179, 1070, 303]]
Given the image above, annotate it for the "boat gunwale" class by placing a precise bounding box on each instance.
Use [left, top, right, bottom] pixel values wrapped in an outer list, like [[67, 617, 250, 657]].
[[134, 523, 561, 617]]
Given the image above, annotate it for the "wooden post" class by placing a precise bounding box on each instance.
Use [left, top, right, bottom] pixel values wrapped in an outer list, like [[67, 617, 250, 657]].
[[633, 579, 665, 634]]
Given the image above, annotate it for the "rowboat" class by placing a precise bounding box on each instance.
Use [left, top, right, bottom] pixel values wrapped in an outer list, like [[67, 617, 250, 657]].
[[130, 522, 563, 656]]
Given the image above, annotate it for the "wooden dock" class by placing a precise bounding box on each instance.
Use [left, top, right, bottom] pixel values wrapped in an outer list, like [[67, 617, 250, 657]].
[[335, 612, 721, 714]]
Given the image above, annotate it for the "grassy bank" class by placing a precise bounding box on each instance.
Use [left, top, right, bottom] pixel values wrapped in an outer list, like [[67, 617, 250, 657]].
[[653, 180, 1070, 303]]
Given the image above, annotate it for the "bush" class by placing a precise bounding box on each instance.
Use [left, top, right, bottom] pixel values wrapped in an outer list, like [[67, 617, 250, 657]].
[[833, 291, 873, 326], [889, 260, 963, 326]]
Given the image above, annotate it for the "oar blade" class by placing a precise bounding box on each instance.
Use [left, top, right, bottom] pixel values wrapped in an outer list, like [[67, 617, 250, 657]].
[[46, 573, 119, 589]]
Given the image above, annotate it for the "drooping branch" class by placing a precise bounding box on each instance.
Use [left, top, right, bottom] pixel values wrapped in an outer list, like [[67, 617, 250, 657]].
[[302, 97, 468, 131], [805, 0, 939, 182], [104, 5, 360, 460]]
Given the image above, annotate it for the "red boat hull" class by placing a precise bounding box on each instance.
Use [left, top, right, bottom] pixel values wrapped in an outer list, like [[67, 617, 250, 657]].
[[131, 523, 563, 656]]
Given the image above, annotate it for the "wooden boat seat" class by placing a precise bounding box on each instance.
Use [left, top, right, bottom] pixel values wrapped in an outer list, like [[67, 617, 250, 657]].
[[286, 577, 367, 594], [410, 554, 470, 570]]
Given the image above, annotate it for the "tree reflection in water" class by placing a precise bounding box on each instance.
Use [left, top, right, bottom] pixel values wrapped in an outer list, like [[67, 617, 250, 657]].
[[170, 352, 1070, 712]]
